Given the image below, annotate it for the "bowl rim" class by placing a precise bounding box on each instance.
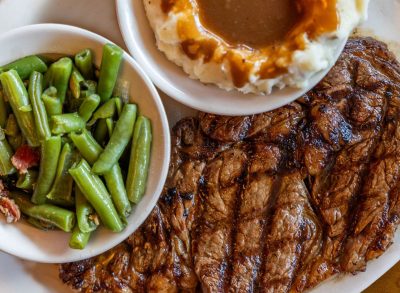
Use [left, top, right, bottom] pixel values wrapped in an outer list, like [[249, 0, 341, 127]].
[[0, 23, 171, 263], [115, 0, 347, 116]]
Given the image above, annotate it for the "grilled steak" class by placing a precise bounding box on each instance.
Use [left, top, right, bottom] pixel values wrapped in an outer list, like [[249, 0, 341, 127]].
[[60, 37, 400, 292]]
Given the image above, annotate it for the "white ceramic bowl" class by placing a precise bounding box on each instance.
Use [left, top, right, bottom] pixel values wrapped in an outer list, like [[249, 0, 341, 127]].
[[116, 0, 347, 116], [0, 24, 170, 263]]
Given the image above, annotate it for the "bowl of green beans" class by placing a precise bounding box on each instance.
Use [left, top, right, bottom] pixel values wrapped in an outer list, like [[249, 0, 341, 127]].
[[0, 24, 170, 263]]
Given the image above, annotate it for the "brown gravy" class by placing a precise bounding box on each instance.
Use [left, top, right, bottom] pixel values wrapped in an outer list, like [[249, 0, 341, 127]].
[[195, 0, 301, 48]]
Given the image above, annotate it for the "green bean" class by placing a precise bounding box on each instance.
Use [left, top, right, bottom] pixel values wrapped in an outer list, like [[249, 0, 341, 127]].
[[75, 187, 98, 233], [69, 159, 124, 232], [78, 94, 100, 122], [42, 94, 63, 117], [70, 130, 131, 219], [4, 114, 19, 137], [0, 133, 16, 176], [87, 97, 118, 126], [70, 130, 102, 165], [12, 191, 75, 232], [45, 57, 73, 103], [50, 113, 85, 135], [0, 55, 47, 80], [8, 135, 24, 152], [28, 71, 51, 141], [104, 115, 130, 219], [42, 86, 62, 116], [0, 70, 39, 147], [0, 90, 8, 128], [75, 49, 94, 80], [32, 136, 62, 204], [127, 116, 152, 203], [104, 164, 131, 220], [69, 225, 91, 250], [115, 98, 122, 117], [97, 44, 123, 103], [46, 143, 76, 207], [27, 217, 55, 231], [16, 169, 38, 190], [69, 66, 84, 99], [66, 80, 97, 113], [93, 118, 108, 145], [92, 104, 137, 174], [105, 118, 114, 137], [4, 114, 24, 151], [43, 86, 57, 98], [80, 80, 97, 99]]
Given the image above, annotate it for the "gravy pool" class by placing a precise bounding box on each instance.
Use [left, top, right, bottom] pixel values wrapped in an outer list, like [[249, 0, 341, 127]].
[[196, 0, 301, 48]]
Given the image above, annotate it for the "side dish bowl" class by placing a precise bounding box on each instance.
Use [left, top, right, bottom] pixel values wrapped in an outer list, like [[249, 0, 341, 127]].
[[116, 0, 347, 116], [0, 24, 170, 263]]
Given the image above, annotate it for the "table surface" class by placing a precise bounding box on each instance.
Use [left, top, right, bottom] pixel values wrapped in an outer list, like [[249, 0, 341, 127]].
[[364, 262, 400, 292], [0, 0, 398, 292]]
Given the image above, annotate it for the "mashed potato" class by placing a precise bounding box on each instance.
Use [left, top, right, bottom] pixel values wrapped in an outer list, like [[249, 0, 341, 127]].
[[144, 0, 369, 95]]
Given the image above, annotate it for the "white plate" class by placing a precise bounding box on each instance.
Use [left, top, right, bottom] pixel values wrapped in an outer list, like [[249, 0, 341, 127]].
[[116, 0, 348, 116], [0, 0, 399, 292]]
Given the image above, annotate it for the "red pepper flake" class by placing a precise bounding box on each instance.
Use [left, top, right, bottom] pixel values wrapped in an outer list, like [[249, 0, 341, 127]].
[[11, 145, 40, 174]]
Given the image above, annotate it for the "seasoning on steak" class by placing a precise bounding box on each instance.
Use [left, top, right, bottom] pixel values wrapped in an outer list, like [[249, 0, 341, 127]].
[[60, 37, 400, 292]]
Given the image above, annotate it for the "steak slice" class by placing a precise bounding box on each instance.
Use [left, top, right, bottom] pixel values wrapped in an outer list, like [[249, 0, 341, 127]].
[[193, 148, 247, 292], [199, 102, 304, 143], [341, 101, 400, 272], [367, 182, 400, 260], [228, 173, 275, 293], [228, 143, 280, 292], [60, 37, 400, 293], [258, 173, 319, 293]]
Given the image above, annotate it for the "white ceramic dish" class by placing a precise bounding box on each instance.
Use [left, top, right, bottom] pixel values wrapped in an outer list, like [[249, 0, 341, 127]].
[[0, 23, 171, 264], [0, 0, 399, 292], [115, 0, 349, 116]]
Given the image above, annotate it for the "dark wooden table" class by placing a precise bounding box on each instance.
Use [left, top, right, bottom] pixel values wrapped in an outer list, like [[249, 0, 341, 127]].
[[364, 262, 400, 292]]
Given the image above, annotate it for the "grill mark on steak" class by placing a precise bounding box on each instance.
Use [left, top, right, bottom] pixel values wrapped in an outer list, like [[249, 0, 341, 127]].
[[140, 205, 176, 292], [167, 160, 205, 291], [227, 142, 283, 293], [228, 173, 277, 292], [193, 148, 247, 292], [313, 93, 385, 237], [366, 181, 400, 260], [165, 118, 214, 291], [341, 157, 398, 272], [258, 173, 316, 293], [60, 37, 400, 293], [341, 102, 400, 272]]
